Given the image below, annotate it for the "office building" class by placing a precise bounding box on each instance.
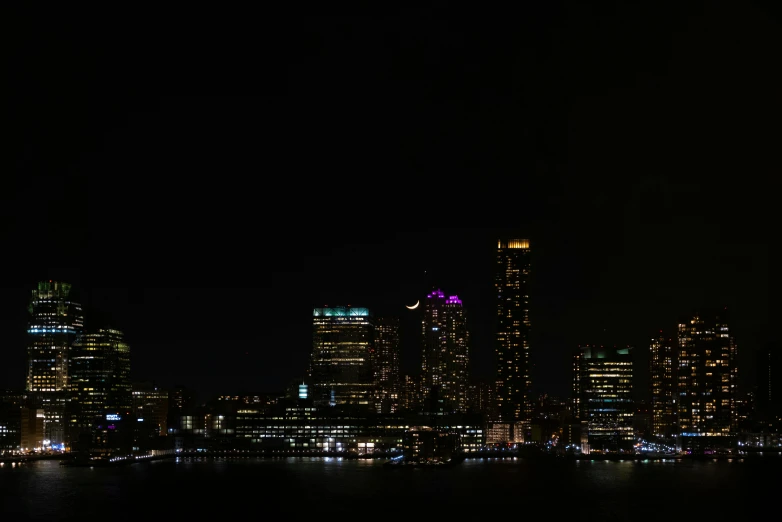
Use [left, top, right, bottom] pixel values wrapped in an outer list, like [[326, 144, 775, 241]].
[[495, 239, 532, 425], [309, 306, 375, 409], [0, 390, 25, 453], [573, 345, 634, 452], [133, 381, 170, 438], [69, 328, 132, 446], [26, 280, 84, 446]]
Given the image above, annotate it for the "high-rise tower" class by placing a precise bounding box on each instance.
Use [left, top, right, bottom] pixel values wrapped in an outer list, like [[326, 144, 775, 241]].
[[373, 316, 401, 413], [309, 306, 375, 409], [26, 280, 84, 446], [69, 328, 132, 445], [756, 343, 782, 426], [495, 239, 532, 424], [421, 289, 470, 413], [573, 345, 634, 452], [650, 332, 677, 439], [677, 310, 738, 451]]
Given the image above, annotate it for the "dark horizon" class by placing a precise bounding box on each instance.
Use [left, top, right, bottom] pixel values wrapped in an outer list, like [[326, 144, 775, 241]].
[[4, 5, 776, 402]]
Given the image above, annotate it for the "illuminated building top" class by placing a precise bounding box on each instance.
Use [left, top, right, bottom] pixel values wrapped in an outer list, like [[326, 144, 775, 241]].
[[313, 306, 370, 317], [427, 290, 445, 299], [310, 305, 375, 408], [446, 296, 462, 305], [498, 239, 530, 249]]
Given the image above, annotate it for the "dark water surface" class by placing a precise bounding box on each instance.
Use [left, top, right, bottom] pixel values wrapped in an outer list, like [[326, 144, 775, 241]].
[[2, 456, 780, 520]]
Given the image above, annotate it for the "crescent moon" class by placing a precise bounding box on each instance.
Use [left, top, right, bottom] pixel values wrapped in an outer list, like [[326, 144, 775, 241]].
[[405, 300, 420, 310]]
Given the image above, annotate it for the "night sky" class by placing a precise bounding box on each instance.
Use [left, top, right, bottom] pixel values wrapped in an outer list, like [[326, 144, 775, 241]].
[[4, 5, 776, 402]]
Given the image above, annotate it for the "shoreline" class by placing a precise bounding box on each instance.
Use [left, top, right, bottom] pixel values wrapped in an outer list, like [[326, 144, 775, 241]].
[[7, 449, 781, 467]]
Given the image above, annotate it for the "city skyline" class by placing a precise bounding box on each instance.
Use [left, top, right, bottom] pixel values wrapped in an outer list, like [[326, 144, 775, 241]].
[[4, 6, 773, 400], [3, 5, 782, 520], [0, 241, 767, 404]]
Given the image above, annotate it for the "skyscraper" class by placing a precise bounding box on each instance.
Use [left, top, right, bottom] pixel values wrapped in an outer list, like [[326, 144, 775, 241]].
[[69, 328, 132, 445], [572, 345, 634, 452], [373, 316, 401, 413], [421, 289, 470, 413], [677, 311, 738, 451], [26, 280, 84, 446], [755, 342, 781, 426], [650, 332, 677, 439], [495, 239, 532, 425], [309, 306, 375, 409]]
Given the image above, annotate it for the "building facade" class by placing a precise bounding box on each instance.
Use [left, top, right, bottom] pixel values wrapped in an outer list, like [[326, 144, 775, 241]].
[[399, 374, 423, 412], [0, 390, 25, 453], [650, 333, 677, 439], [677, 312, 738, 451], [495, 239, 532, 426], [69, 328, 132, 448], [573, 345, 634, 452], [132, 381, 170, 438], [231, 406, 485, 454], [756, 343, 782, 428], [373, 316, 401, 413], [309, 306, 375, 409], [26, 280, 84, 446], [467, 377, 497, 418], [421, 290, 470, 413]]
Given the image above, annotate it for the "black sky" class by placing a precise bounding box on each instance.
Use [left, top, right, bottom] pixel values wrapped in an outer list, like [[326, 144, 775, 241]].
[[3, 4, 777, 402]]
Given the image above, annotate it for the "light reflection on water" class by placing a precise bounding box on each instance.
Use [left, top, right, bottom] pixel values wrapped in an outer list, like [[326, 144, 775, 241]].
[[2, 457, 780, 520]]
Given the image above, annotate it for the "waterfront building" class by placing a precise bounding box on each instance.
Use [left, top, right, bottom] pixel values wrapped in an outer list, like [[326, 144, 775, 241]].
[[309, 306, 376, 409], [572, 345, 634, 452], [69, 328, 132, 450], [0, 390, 24, 453], [677, 311, 738, 452], [421, 289, 470, 413], [403, 427, 461, 462], [484, 422, 511, 444], [26, 280, 84, 446], [232, 405, 484, 454], [650, 332, 677, 439], [165, 384, 197, 435], [20, 406, 44, 452], [495, 239, 532, 426], [756, 343, 782, 428], [133, 381, 170, 438], [374, 316, 401, 413]]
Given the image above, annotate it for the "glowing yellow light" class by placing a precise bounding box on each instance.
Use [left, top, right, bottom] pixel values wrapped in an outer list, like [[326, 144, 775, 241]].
[[500, 239, 530, 249]]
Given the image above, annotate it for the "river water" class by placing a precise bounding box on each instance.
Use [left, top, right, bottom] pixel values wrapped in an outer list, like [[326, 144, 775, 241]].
[[2, 455, 780, 520]]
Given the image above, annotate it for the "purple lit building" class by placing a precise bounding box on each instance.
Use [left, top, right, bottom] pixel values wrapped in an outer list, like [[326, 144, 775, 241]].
[[421, 289, 470, 413]]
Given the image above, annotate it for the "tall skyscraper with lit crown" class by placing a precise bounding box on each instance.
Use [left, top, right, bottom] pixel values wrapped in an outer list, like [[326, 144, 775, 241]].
[[495, 239, 532, 426], [26, 280, 84, 446]]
